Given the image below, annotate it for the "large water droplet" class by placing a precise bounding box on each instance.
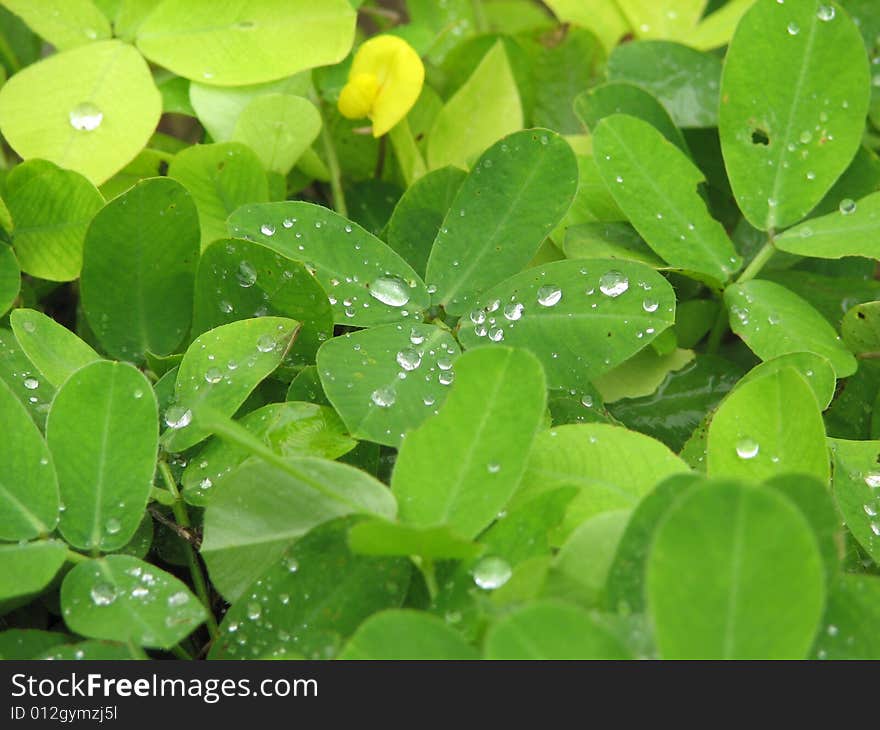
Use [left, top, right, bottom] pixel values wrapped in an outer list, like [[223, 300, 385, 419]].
[[735, 438, 760, 460], [472, 556, 512, 590], [23, 377, 39, 390], [256, 334, 277, 353], [369, 276, 410, 307], [237, 260, 257, 288], [260, 223, 276, 236], [504, 302, 524, 321], [105, 517, 121, 535], [787, 21, 800, 35], [642, 298, 659, 313], [396, 348, 422, 371], [537, 285, 562, 307], [817, 4, 835, 21], [164, 406, 192, 430], [864, 472, 880, 489], [839, 198, 857, 215], [599, 271, 629, 297], [371, 387, 396, 408], [90, 582, 117, 606], [69, 102, 103, 131]]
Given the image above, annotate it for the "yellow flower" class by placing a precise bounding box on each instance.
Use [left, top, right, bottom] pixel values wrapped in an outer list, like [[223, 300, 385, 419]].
[[337, 35, 424, 138]]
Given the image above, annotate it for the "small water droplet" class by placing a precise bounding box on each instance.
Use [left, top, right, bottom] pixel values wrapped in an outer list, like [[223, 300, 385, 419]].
[[256, 334, 276, 353], [504, 302, 524, 321], [69, 102, 103, 131], [817, 4, 835, 21], [204, 367, 223, 384], [487, 326, 504, 342], [787, 21, 800, 35], [642, 298, 659, 313], [599, 271, 629, 297], [487, 463, 501, 474], [472, 556, 512, 590], [23, 377, 39, 390], [864, 472, 880, 489], [260, 223, 276, 236], [247, 602, 262, 620], [396, 348, 422, 371], [237, 261, 257, 288], [839, 198, 857, 215], [371, 387, 396, 408], [735, 438, 760, 460], [537, 285, 562, 307], [90, 582, 117, 606], [105, 517, 121, 535], [164, 406, 192, 430]]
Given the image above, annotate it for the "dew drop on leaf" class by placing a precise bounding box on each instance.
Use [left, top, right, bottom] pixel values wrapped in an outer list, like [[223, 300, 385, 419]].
[[537, 285, 562, 307], [472, 556, 512, 590], [69, 102, 103, 131], [839, 198, 857, 215], [396, 348, 422, 371], [735, 438, 760, 460], [864, 472, 880, 489], [164, 406, 192, 430], [599, 271, 629, 297], [237, 261, 257, 288], [369, 276, 410, 307], [504, 302, 524, 321], [90, 582, 118, 606], [204, 367, 223, 384], [371, 387, 396, 408], [105, 517, 121, 535], [260, 223, 276, 236]]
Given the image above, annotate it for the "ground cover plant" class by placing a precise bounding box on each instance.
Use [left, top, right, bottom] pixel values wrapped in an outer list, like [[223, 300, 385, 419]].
[[0, 0, 879, 661]]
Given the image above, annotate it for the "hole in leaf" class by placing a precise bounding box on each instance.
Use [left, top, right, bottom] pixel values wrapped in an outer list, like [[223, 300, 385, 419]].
[[751, 128, 770, 146]]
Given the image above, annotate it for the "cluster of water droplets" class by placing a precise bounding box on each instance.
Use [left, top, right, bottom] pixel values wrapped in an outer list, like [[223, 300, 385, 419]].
[[862, 471, 880, 537]]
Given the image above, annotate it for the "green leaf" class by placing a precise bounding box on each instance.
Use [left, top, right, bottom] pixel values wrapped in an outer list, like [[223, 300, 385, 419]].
[[427, 41, 523, 170], [0, 328, 55, 427], [574, 82, 687, 152], [208, 518, 409, 659], [647, 479, 826, 659], [425, 129, 578, 316], [317, 323, 460, 447], [181, 402, 354, 506], [0, 377, 58, 540], [231, 94, 320, 175], [605, 473, 704, 614], [707, 367, 829, 483], [10, 308, 100, 388], [5, 160, 104, 281], [607, 41, 722, 128], [46, 361, 158, 552], [228, 201, 430, 327], [829, 438, 880, 563], [0, 629, 70, 660], [168, 142, 268, 250], [842, 300, 880, 355], [0, 245, 19, 317], [0, 40, 162, 185], [339, 610, 479, 660], [81, 177, 199, 360], [456, 259, 676, 390], [737, 351, 837, 409], [593, 114, 741, 282], [563, 222, 664, 267], [391, 347, 546, 539], [542, 0, 628, 53], [1, 0, 111, 50], [40, 640, 146, 660], [484, 600, 630, 659], [162, 317, 299, 452], [515, 423, 689, 534], [812, 574, 880, 659], [0, 541, 67, 601], [192, 238, 331, 366], [136, 0, 356, 86], [60, 556, 206, 649], [725, 279, 857, 376], [719, 0, 870, 230], [347, 520, 482, 561], [200, 453, 397, 602], [385, 165, 466, 277], [777, 191, 880, 259]]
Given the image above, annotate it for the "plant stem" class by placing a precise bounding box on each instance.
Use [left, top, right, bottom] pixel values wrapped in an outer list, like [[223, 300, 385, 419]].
[[736, 238, 776, 284], [65, 549, 89, 565], [419, 558, 439, 600], [320, 120, 347, 218], [706, 305, 729, 355], [158, 461, 219, 639]]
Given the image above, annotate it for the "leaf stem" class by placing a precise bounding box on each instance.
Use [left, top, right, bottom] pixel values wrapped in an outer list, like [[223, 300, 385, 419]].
[[736, 237, 776, 285], [65, 549, 89, 565], [419, 557, 439, 600], [320, 117, 348, 218], [158, 460, 219, 639]]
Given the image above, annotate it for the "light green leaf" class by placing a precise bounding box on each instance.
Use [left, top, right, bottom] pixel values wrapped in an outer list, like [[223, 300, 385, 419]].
[[5, 159, 104, 281], [719, 0, 870, 230], [228, 201, 430, 327], [0, 541, 67, 601], [192, 238, 331, 366], [81, 177, 199, 361], [724, 279, 857, 376], [776, 191, 880, 259], [136, 0, 356, 86], [563, 222, 664, 267], [707, 367, 829, 483], [426, 129, 578, 316], [317, 323, 460, 447], [209, 518, 409, 659], [0, 329, 55, 427], [181, 402, 354, 506], [340, 610, 478, 660], [201, 456, 397, 602], [46, 361, 158, 552], [829, 438, 880, 563], [427, 41, 523, 170], [542, 0, 629, 53], [60, 556, 206, 648], [842, 300, 880, 355], [594, 114, 740, 282], [0, 40, 162, 184], [607, 41, 722, 128], [10, 308, 100, 388], [0, 245, 19, 317], [647, 479, 826, 659], [347, 520, 482, 561], [232, 94, 320, 175], [1, 0, 111, 50], [391, 347, 546, 539], [456, 259, 676, 390], [484, 600, 630, 659], [738, 351, 836, 409], [0, 377, 57, 541], [162, 317, 299, 452], [168, 142, 268, 250]]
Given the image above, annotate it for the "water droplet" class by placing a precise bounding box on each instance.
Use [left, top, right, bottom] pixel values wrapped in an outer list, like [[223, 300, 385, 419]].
[[90, 582, 117, 606], [504, 302, 524, 321], [371, 387, 396, 408], [787, 21, 800, 35], [581, 394, 594, 407], [23, 377, 39, 390], [472, 556, 512, 590], [285, 557, 299, 573], [642, 298, 659, 313], [817, 4, 835, 21], [409, 329, 425, 345], [219, 300, 234, 314], [69, 102, 103, 131], [256, 334, 276, 353], [369, 276, 410, 307], [864, 472, 880, 489], [487, 326, 504, 342], [768, 312, 781, 325], [237, 261, 257, 288], [105, 517, 121, 535], [537, 285, 562, 307], [21, 319, 35, 333], [396, 348, 422, 371], [839, 198, 857, 215], [487, 463, 501, 474], [247, 602, 262, 620], [735, 438, 760, 460], [199, 477, 213, 490], [599, 271, 629, 297], [164, 406, 192, 430], [204, 367, 223, 384], [438, 370, 455, 385], [799, 130, 813, 144], [168, 591, 189, 607], [260, 223, 276, 236]]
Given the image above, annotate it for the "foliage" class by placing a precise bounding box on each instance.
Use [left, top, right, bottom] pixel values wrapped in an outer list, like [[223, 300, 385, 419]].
[[0, 0, 877, 661]]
